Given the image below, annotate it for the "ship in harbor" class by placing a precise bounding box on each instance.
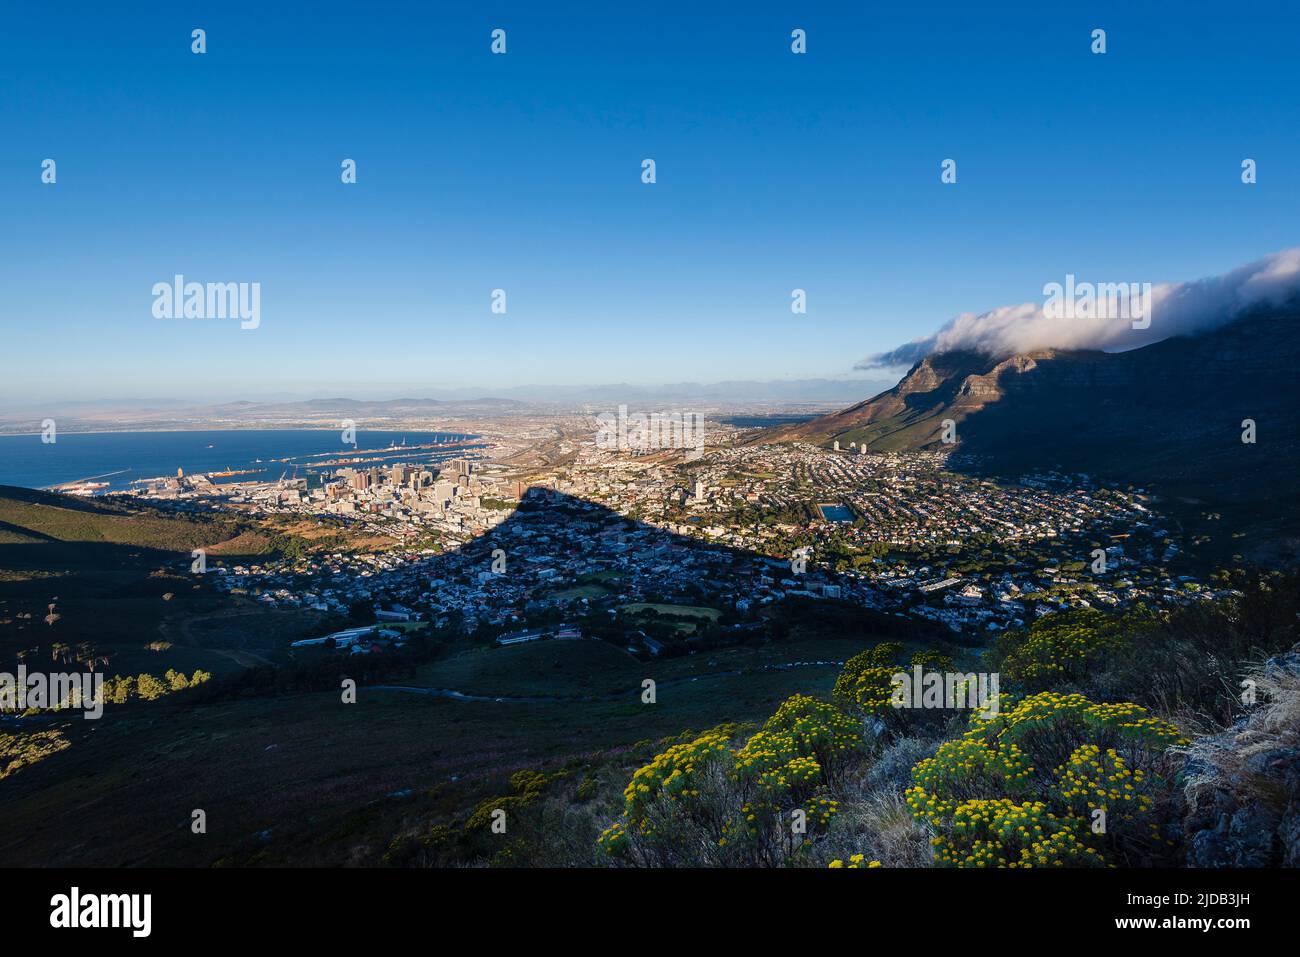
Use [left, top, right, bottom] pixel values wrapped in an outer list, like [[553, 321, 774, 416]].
[[54, 481, 110, 496], [4, 430, 478, 493]]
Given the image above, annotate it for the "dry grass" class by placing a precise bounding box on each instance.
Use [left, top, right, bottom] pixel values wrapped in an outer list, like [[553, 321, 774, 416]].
[[808, 736, 940, 868], [1183, 662, 1300, 814]]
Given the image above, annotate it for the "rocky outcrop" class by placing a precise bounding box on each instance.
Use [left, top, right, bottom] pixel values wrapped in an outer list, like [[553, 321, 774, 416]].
[[758, 310, 1300, 547], [1182, 650, 1300, 867]]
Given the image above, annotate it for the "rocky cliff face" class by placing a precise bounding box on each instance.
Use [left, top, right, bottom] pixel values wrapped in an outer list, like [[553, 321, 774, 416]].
[[763, 310, 1300, 515], [1182, 649, 1300, 867], [775, 309, 1298, 441]]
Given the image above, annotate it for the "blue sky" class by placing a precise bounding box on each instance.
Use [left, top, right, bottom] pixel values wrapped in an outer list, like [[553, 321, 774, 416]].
[[2, 1, 1297, 401]]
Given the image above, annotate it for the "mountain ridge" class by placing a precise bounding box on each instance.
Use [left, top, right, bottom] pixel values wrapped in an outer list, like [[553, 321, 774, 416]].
[[761, 309, 1300, 547]]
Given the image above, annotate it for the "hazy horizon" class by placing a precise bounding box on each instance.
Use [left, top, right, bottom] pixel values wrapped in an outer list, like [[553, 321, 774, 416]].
[[0, 372, 899, 410]]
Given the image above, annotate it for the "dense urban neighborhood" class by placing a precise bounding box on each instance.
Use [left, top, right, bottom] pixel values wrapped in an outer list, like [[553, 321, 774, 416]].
[[110, 417, 1226, 658]]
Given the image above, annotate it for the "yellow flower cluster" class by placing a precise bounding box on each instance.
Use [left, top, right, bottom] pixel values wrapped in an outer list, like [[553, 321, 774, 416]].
[[1082, 701, 1191, 747], [1001, 609, 1127, 686], [833, 643, 907, 717], [734, 695, 859, 792], [848, 665, 902, 717], [1056, 744, 1153, 817], [805, 795, 839, 830], [832, 643, 903, 701], [833, 645, 958, 717], [906, 738, 1032, 825], [621, 729, 733, 823], [756, 754, 820, 792], [828, 854, 882, 868], [597, 820, 628, 856], [933, 798, 1106, 868], [907, 691, 1180, 866], [597, 699, 865, 863], [966, 692, 1187, 750], [910, 650, 955, 672], [763, 694, 861, 756]]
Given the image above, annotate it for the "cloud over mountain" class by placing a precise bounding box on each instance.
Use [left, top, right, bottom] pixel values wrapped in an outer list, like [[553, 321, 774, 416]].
[[857, 247, 1300, 370]]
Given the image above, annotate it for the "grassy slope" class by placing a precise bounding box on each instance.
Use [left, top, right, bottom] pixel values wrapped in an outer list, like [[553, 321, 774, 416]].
[[0, 486, 247, 550], [414, 634, 855, 699], [0, 635, 862, 866], [0, 486, 297, 678], [0, 489, 953, 866]]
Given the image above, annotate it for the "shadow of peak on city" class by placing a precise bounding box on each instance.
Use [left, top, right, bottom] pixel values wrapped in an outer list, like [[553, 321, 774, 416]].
[[452, 483, 776, 571], [418, 481, 953, 649]]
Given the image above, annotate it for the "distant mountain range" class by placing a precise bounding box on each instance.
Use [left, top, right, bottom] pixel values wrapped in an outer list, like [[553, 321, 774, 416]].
[[765, 306, 1300, 552], [208, 396, 529, 416], [462, 378, 897, 405], [0, 396, 530, 434], [0, 379, 895, 433]]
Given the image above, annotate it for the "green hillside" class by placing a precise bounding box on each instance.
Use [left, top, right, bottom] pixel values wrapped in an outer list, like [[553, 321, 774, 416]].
[[0, 485, 247, 550], [0, 485, 310, 680]]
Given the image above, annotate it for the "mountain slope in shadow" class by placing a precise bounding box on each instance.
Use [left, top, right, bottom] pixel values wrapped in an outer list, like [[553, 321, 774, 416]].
[[764, 309, 1300, 548]]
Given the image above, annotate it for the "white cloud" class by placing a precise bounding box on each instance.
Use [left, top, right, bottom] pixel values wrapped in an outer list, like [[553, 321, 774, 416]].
[[857, 247, 1300, 370]]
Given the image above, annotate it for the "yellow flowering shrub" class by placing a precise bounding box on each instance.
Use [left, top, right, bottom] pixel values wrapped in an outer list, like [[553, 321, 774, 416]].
[[620, 729, 734, 825], [906, 692, 1185, 866], [0, 729, 70, 781], [907, 738, 1033, 825], [465, 793, 534, 832], [910, 650, 955, 673], [596, 820, 628, 856], [969, 691, 1188, 763], [828, 854, 881, 868], [999, 608, 1149, 690], [936, 798, 1105, 868], [599, 697, 866, 866], [1054, 744, 1169, 848], [465, 766, 569, 831], [735, 694, 860, 790], [834, 644, 959, 720], [509, 769, 559, 795], [833, 643, 904, 703], [805, 795, 839, 830]]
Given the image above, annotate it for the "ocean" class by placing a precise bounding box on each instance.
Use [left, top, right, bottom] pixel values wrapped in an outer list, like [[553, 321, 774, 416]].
[[0, 429, 481, 492]]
